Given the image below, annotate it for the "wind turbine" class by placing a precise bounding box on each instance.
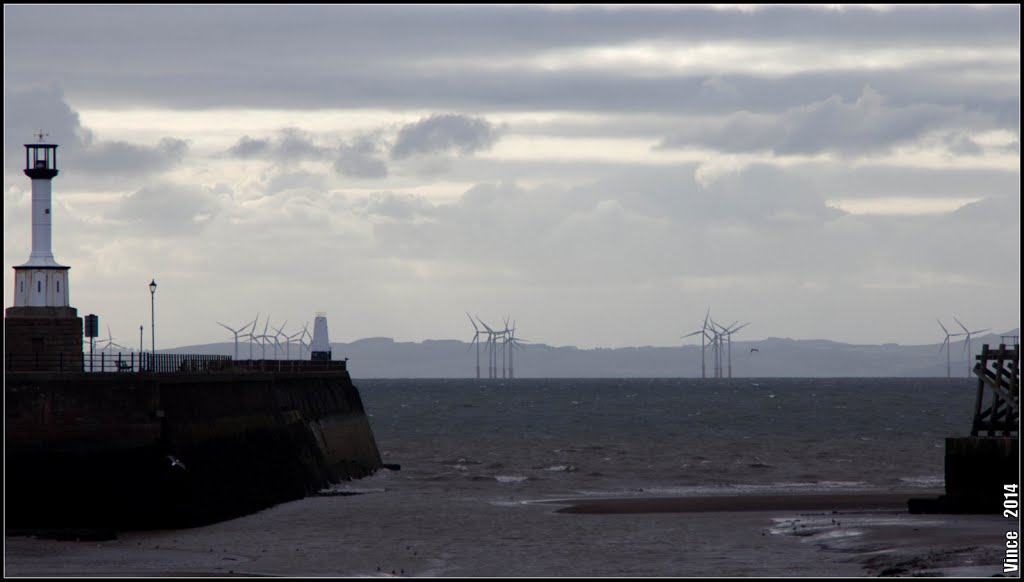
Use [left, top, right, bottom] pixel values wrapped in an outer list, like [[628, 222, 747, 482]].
[[704, 316, 727, 378], [254, 316, 272, 360], [719, 321, 750, 378], [501, 317, 511, 379], [506, 320, 528, 379], [243, 313, 260, 360], [298, 322, 312, 359], [476, 316, 497, 379], [218, 317, 257, 360], [284, 329, 303, 360], [467, 313, 482, 379], [682, 308, 715, 379], [271, 320, 289, 360], [937, 319, 966, 379], [953, 317, 990, 378], [100, 325, 128, 353]]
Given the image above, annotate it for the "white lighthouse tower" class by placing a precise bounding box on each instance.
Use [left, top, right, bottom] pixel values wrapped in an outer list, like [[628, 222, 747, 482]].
[[13, 136, 71, 307], [310, 312, 332, 361], [5, 135, 84, 371]]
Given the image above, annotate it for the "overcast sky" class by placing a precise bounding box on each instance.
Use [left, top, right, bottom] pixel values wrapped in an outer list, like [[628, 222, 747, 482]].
[[3, 4, 1020, 351]]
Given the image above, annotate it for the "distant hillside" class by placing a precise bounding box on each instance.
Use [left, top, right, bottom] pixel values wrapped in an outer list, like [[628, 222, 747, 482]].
[[165, 329, 1019, 378]]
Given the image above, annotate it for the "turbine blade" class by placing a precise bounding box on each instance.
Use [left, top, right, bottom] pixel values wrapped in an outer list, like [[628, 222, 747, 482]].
[[953, 316, 969, 334]]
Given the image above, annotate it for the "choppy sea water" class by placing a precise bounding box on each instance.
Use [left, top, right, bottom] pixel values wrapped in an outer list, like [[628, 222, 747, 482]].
[[356, 377, 972, 499]]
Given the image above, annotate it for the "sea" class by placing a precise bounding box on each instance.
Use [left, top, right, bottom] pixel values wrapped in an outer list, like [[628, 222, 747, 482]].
[[356, 377, 971, 498], [7, 376, 1005, 577]]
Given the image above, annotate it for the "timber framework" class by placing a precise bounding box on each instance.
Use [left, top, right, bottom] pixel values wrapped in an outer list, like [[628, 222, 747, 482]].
[[971, 343, 1020, 437]]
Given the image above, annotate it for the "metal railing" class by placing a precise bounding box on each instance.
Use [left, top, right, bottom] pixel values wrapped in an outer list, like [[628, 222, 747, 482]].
[[147, 353, 233, 373], [223, 359, 348, 373], [5, 352, 347, 374]]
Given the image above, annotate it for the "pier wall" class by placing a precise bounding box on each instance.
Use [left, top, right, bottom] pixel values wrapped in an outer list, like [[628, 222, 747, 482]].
[[5, 370, 382, 529], [943, 436, 1018, 512]]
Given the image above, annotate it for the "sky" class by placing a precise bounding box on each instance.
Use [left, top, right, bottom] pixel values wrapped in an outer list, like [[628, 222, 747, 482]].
[[3, 4, 1020, 350]]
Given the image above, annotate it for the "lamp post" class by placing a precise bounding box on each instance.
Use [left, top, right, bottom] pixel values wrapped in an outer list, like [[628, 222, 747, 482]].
[[149, 279, 157, 371]]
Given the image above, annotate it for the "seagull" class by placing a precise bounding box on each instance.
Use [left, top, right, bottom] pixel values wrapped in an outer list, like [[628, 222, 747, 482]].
[[166, 455, 187, 471]]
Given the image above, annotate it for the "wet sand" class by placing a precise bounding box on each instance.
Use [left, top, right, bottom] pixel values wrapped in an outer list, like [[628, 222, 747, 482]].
[[547, 492, 916, 514], [4, 488, 1010, 577]]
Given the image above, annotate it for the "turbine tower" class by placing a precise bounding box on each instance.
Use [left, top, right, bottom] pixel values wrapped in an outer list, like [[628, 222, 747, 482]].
[[271, 320, 289, 360], [506, 320, 528, 379], [256, 316, 272, 360], [682, 308, 715, 379], [937, 319, 965, 379], [501, 317, 511, 379], [708, 317, 727, 378], [243, 313, 261, 360], [467, 313, 482, 379], [476, 316, 497, 379], [953, 317, 989, 378], [720, 321, 750, 378], [298, 321, 312, 359]]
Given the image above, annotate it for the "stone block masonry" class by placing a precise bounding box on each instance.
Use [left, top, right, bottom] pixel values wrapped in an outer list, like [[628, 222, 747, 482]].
[[5, 369, 383, 530]]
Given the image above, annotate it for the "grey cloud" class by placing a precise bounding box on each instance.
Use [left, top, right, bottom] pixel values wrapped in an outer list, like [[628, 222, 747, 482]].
[[367, 166, 851, 284], [362, 164, 1007, 290], [4, 85, 92, 168], [334, 136, 389, 179], [226, 128, 330, 161], [391, 114, 500, 160], [266, 171, 326, 196], [943, 134, 983, 156], [658, 87, 998, 155], [946, 195, 1021, 228], [6, 6, 1017, 77], [74, 137, 188, 175], [5, 6, 1017, 117], [228, 136, 270, 157], [357, 192, 436, 221], [118, 183, 221, 236], [5, 85, 188, 178], [790, 163, 1020, 201]]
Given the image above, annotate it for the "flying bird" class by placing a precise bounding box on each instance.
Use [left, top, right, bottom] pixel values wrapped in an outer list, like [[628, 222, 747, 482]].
[[750, 348, 759, 353], [166, 455, 187, 471]]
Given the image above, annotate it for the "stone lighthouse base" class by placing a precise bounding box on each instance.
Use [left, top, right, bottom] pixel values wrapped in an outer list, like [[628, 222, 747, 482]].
[[4, 306, 84, 372]]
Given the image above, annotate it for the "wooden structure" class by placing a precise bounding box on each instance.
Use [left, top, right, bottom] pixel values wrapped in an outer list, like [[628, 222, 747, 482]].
[[971, 343, 1019, 437]]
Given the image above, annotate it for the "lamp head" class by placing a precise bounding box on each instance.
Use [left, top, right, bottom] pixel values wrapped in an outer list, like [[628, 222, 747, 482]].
[[149, 279, 157, 294]]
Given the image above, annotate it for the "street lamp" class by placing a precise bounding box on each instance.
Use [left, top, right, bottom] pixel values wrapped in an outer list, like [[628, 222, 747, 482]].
[[149, 279, 157, 370]]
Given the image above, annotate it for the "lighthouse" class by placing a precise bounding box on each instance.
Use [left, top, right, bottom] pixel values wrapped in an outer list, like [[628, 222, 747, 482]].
[[310, 312, 332, 361], [5, 135, 84, 371], [14, 137, 70, 306]]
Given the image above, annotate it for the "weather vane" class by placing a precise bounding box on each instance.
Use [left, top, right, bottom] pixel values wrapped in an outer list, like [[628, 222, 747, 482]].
[[34, 130, 50, 143]]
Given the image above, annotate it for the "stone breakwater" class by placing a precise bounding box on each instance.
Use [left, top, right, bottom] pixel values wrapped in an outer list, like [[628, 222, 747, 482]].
[[5, 369, 383, 530]]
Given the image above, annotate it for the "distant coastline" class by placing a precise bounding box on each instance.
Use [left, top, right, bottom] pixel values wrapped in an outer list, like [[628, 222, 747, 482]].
[[154, 329, 1019, 378]]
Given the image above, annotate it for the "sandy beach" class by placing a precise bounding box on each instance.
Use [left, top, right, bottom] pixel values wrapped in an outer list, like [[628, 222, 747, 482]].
[[4, 487, 1011, 577]]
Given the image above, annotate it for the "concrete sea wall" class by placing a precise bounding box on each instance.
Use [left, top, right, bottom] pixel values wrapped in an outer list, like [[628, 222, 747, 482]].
[[5, 369, 382, 530]]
